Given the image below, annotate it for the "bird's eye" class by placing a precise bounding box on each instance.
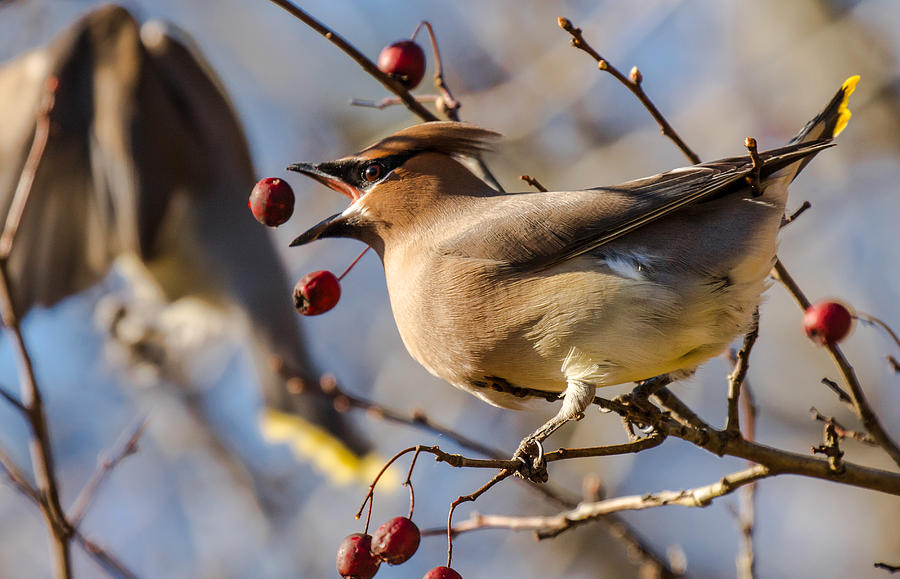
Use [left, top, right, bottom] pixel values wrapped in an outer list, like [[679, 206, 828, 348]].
[[363, 162, 383, 182]]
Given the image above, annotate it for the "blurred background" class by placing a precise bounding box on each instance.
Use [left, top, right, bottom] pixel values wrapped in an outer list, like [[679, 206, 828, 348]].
[[0, 0, 898, 577]]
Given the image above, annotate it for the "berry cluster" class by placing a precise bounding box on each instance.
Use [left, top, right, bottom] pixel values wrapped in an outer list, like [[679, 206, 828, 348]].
[[336, 516, 459, 578]]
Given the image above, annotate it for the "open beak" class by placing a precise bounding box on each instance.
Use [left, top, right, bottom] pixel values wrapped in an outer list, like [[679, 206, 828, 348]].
[[287, 162, 363, 201], [289, 211, 344, 247], [287, 161, 365, 247]]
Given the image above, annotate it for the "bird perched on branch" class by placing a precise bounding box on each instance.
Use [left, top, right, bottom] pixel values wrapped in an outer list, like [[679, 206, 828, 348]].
[[289, 77, 858, 480]]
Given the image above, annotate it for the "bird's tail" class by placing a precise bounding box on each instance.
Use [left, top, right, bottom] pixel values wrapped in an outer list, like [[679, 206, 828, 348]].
[[783, 75, 859, 179]]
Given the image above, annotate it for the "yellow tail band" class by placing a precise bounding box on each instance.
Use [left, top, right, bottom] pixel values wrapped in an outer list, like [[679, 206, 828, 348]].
[[260, 408, 389, 486], [834, 75, 860, 137]]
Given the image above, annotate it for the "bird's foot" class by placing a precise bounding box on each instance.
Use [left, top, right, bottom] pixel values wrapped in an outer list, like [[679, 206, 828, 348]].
[[512, 438, 548, 483]]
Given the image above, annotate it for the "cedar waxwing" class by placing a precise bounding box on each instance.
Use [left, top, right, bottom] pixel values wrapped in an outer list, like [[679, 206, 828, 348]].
[[0, 5, 369, 489], [289, 77, 858, 477]]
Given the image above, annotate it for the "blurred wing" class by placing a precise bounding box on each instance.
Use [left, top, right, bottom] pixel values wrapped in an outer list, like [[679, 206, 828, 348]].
[[446, 141, 831, 272]]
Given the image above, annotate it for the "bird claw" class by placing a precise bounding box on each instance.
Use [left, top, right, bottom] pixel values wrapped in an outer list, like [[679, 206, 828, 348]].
[[512, 438, 548, 483]]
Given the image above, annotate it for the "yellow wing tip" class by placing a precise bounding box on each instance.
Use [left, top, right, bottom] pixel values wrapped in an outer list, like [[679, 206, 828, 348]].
[[834, 75, 860, 137]]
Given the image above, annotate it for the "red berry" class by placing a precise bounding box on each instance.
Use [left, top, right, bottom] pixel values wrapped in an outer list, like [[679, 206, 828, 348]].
[[803, 300, 854, 345], [423, 567, 462, 579], [336, 533, 380, 579], [249, 177, 294, 227], [293, 270, 341, 316], [371, 516, 420, 565], [378, 40, 426, 89]]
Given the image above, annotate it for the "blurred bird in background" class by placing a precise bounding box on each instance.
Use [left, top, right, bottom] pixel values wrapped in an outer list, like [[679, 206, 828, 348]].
[[0, 4, 370, 509]]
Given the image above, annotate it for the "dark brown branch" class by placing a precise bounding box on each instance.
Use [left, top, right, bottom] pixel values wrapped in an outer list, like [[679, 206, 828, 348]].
[[772, 257, 900, 467], [557, 17, 701, 165], [875, 562, 900, 573]]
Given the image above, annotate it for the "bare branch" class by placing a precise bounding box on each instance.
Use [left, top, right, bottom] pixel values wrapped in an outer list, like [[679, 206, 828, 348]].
[[68, 418, 148, 527], [446, 466, 770, 540], [781, 201, 812, 227], [557, 16, 701, 165], [726, 310, 760, 434]]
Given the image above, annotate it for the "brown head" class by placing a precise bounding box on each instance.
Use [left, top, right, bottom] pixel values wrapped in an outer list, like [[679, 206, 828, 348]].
[[288, 122, 500, 256]]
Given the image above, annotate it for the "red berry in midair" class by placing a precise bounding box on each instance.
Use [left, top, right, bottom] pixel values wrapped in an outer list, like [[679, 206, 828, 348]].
[[294, 270, 341, 316], [378, 40, 426, 89], [371, 516, 421, 565], [803, 300, 854, 345], [336, 533, 381, 579], [423, 567, 463, 579], [249, 177, 294, 227]]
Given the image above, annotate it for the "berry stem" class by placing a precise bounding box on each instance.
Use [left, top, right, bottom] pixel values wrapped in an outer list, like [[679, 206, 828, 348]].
[[855, 311, 900, 352], [338, 246, 371, 281], [403, 447, 424, 519]]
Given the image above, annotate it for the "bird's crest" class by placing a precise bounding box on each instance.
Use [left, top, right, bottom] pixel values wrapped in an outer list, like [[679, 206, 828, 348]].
[[357, 121, 501, 159]]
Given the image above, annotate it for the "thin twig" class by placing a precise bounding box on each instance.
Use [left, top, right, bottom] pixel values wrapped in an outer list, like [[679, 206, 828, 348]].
[[744, 137, 762, 197], [520, 175, 548, 192], [73, 532, 139, 579], [0, 384, 25, 412], [557, 16, 701, 165], [350, 95, 439, 109], [266, 0, 436, 120], [0, 77, 56, 259], [855, 311, 900, 352], [414, 21, 460, 118], [68, 418, 148, 527], [781, 201, 812, 227], [266, 0, 503, 191], [773, 257, 900, 467], [0, 76, 72, 578], [810, 407, 877, 446], [446, 470, 511, 567], [875, 562, 900, 573], [736, 380, 758, 579], [726, 310, 760, 434], [820, 377, 854, 406]]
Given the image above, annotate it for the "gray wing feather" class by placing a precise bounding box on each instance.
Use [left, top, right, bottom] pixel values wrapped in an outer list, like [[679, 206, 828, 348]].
[[443, 140, 832, 272]]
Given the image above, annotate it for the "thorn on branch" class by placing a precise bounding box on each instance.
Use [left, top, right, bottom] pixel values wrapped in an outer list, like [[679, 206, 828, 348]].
[[821, 377, 853, 405]]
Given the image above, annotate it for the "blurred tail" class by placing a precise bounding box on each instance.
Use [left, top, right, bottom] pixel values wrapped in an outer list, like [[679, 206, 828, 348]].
[[785, 76, 859, 179]]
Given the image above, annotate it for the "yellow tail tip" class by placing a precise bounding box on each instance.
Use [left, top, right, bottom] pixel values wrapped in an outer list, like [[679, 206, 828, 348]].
[[834, 75, 860, 137], [260, 408, 388, 486]]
